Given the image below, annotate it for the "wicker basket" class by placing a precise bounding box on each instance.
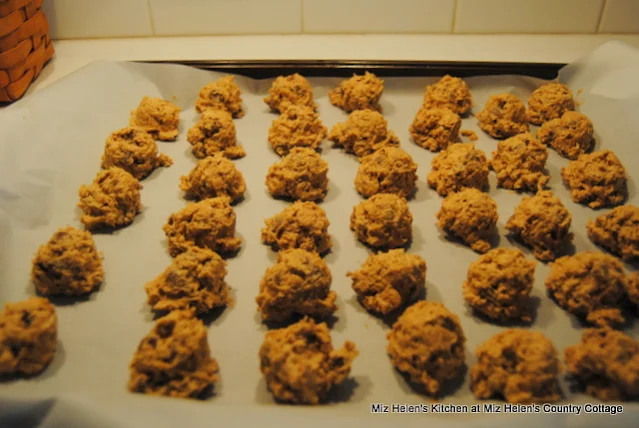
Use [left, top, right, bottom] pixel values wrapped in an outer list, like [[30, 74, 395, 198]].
[[0, 0, 54, 102]]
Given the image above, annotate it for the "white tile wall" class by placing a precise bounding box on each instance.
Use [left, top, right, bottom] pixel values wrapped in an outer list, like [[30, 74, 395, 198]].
[[599, 0, 639, 33]]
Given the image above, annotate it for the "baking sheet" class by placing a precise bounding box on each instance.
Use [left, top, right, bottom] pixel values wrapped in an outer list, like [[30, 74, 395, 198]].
[[0, 41, 638, 428]]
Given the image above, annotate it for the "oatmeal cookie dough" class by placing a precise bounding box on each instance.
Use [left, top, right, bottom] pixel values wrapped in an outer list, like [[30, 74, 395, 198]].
[[163, 197, 242, 257], [627, 273, 639, 310], [587, 205, 639, 261], [387, 301, 465, 396], [268, 105, 327, 156], [128, 310, 219, 399], [195, 75, 244, 118], [329, 72, 383, 112], [259, 317, 358, 404], [561, 150, 627, 209], [427, 143, 489, 197], [145, 247, 230, 315], [565, 328, 639, 401], [437, 188, 498, 254], [261, 201, 332, 254], [527, 83, 575, 125], [477, 94, 528, 139], [463, 248, 536, 323], [0, 297, 57, 376], [180, 154, 246, 203], [537, 111, 593, 160], [354, 146, 417, 199], [266, 148, 328, 202], [129, 96, 181, 141], [31, 227, 103, 296], [187, 109, 245, 159], [257, 249, 336, 324], [264, 74, 317, 113], [409, 107, 461, 152], [470, 329, 561, 404], [347, 249, 426, 315], [328, 109, 399, 158], [350, 193, 412, 250], [505, 191, 573, 262], [490, 133, 549, 193], [423, 75, 473, 116], [78, 167, 142, 231]]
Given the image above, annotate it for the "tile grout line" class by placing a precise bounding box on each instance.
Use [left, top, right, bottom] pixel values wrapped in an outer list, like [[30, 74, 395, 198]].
[[596, 0, 608, 33], [146, 0, 156, 36], [451, 0, 459, 33]]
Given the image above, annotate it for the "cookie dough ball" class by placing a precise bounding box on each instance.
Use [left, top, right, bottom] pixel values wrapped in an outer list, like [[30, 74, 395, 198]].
[[259, 317, 358, 404], [187, 109, 245, 159], [527, 83, 575, 125], [477, 94, 528, 139], [545, 252, 630, 328], [471, 329, 561, 404], [128, 310, 219, 399], [537, 111, 594, 160], [78, 167, 142, 231], [0, 297, 57, 376], [423, 75, 473, 116], [505, 191, 572, 262], [145, 247, 230, 315], [180, 154, 246, 203], [163, 197, 242, 257], [387, 301, 465, 396], [627, 273, 639, 310], [328, 110, 399, 158], [355, 147, 417, 199], [409, 107, 461, 152], [31, 227, 103, 296], [264, 74, 316, 113], [329, 72, 383, 112], [257, 249, 336, 324], [565, 328, 639, 401], [588, 205, 639, 261], [129, 96, 181, 141], [101, 126, 173, 180], [490, 133, 549, 192], [350, 193, 412, 250], [427, 143, 489, 197], [268, 105, 327, 156], [195, 75, 244, 118], [347, 249, 426, 315], [463, 248, 536, 322], [266, 148, 328, 202], [437, 188, 498, 254], [561, 150, 627, 209], [261, 201, 332, 254]]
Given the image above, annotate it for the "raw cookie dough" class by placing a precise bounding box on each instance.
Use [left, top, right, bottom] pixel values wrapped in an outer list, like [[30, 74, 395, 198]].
[[264, 74, 317, 113], [0, 297, 57, 376], [145, 247, 230, 315], [31, 226, 103, 296], [537, 111, 594, 160], [565, 328, 639, 401], [587, 205, 639, 261], [426, 143, 489, 197], [505, 190, 573, 262], [545, 251, 631, 328], [627, 273, 639, 310], [265, 148, 328, 202], [195, 75, 244, 118], [354, 146, 417, 199], [129, 96, 181, 141], [409, 107, 461, 152], [187, 109, 245, 159], [328, 72, 383, 112], [268, 105, 327, 156], [347, 249, 426, 315], [350, 193, 413, 250], [527, 83, 575, 125], [490, 133, 549, 193], [180, 154, 246, 203], [477, 94, 528, 139], [422, 75, 473, 116], [256, 249, 337, 323], [163, 197, 242, 257], [561, 150, 627, 209], [128, 310, 219, 399], [259, 317, 358, 404], [261, 201, 332, 255], [436, 188, 498, 254], [463, 248, 536, 323], [101, 126, 173, 180], [470, 329, 561, 404], [387, 301, 466, 396], [78, 167, 142, 231], [328, 109, 399, 158]]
